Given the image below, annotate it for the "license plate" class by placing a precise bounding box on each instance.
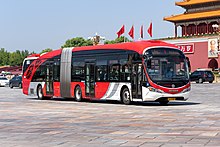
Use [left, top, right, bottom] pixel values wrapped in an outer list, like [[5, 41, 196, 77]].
[[168, 98, 176, 101]]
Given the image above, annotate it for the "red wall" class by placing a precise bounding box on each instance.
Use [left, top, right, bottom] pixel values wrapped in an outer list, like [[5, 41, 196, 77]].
[[185, 41, 220, 72], [166, 38, 220, 72]]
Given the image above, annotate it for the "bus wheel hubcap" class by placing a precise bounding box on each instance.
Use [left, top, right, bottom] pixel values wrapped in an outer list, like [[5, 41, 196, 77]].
[[38, 88, 42, 98], [76, 89, 81, 99], [123, 91, 130, 102]]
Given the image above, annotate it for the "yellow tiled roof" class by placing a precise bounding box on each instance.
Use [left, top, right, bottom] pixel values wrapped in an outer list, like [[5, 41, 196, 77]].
[[176, 0, 219, 6], [164, 10, 220, 22]]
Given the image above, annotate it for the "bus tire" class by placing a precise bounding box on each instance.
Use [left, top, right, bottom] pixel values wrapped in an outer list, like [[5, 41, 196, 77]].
[[37, 85, 45, 100], [75, 86, 82, 102], [121, 87, 131, 105]]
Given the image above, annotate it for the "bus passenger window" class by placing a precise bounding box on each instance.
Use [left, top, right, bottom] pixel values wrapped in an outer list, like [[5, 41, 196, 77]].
[[109, 65, 119, 81], [72, 61, 85, 82], [53, 59, 60, 82], [96, 65, 107, 81], [120, 64, 131, 81]]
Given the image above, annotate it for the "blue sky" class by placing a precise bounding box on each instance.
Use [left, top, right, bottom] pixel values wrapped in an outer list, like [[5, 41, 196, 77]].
[[1, 0, 184, 52]]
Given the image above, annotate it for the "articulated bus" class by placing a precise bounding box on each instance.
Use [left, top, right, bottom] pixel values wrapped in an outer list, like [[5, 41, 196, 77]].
[[22, 40, 191, 105]]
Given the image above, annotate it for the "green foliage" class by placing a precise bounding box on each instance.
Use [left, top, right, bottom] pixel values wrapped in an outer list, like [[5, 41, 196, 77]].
[[9, 50, 24, 66], [21, 50, 30, 60], [62, 37, 93, 48], [40, 48, 53, 54], [0, 48, 9, 66], [104, 36, 131, 44], [62, 36, 131, 48], [0, 49, 30, 66]]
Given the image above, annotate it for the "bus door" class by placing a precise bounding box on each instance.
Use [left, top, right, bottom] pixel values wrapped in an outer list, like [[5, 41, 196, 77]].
[[45, 60, 54, 95], [131, 63, 142, 99], [85, 62, 95, 97]]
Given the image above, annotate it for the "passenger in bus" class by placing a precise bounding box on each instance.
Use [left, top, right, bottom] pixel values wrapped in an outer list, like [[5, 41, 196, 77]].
[[99, 70, 106, 81], [166, 68, 174, 78], [110, 68, 119, 80]]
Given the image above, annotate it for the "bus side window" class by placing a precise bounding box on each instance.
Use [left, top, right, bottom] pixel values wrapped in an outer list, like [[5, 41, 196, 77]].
[[109, 64, 120, 81], [120, 64, 131, 81], [96, 65, 107, 81], [72, 61, 85, 82], [53, 58, 60, 82], [96, 58, 108, 81]]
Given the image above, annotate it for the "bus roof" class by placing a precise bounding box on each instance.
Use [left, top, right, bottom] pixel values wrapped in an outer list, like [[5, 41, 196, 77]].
[[73, 40, 177, 54], [27, 54, 40, 58], [40, 40, 178, 59]]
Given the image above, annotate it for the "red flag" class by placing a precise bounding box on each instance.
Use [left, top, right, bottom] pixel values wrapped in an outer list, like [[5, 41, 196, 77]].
[[117, 25, 125, 38], [128, 25, 134, 39], [147, 22, 153, 37], [140, 25, 144, 39]]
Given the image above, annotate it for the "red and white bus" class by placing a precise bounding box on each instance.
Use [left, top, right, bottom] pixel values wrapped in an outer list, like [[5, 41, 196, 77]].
[[22, 40, 191, 105]]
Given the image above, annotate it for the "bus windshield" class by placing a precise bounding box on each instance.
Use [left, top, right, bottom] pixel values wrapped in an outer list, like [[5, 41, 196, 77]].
[[144, 48, 189, 84], [22, 59, 35, 74]]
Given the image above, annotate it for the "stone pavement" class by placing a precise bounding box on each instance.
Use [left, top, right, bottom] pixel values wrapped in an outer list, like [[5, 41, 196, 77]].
[[0, 83, 220, 147]]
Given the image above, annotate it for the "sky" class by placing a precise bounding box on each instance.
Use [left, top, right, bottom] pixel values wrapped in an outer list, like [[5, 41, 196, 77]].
[[0, 0, 184, 52]]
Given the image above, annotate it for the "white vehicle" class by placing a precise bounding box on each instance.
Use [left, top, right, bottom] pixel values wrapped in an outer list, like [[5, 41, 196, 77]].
[[0, 77, 9, 87]]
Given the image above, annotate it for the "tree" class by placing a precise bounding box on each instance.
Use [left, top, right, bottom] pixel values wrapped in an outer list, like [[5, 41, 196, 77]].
[[104, 36, 131, 44], [0, 49, 30, 67], [21, 50, 29, 60], [9, 50, 22, 66], [0, 48, 9, 66], [40, 48, 53, 54], [62, 37, 93, 48]]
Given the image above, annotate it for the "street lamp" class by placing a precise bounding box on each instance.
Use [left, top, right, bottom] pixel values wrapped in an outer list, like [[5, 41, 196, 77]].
[[212, 24, 220, 52], [88, 33, 105, 46]]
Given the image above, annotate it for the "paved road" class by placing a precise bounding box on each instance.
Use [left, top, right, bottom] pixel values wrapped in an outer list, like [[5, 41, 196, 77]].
[[0, 83, 220, 147]]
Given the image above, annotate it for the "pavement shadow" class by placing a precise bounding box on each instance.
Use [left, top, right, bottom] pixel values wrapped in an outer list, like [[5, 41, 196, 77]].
[[27, 97, 200, 107], [28, 97, 73, 101], [132, 101, 201, 107]]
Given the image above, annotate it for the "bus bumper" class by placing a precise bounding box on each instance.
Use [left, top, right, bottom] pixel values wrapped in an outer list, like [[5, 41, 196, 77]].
[[142, 90, 190, 102]]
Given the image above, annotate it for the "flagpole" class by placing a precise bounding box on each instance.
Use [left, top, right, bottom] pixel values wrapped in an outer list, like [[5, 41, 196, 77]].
[[141, 25, 144, 40], [124, 25, 125, 42], [133, 24, 134, 42], [132, 24, 134, 42]]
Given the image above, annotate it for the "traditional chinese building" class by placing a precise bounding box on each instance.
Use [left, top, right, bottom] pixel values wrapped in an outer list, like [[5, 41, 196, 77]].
[[164, 0, 220, 38], [164, 0, 220, 71]]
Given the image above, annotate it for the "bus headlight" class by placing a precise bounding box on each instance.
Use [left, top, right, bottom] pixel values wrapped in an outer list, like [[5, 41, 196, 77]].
[[148, 87, 164, 93], [182, 87, 191, 93]]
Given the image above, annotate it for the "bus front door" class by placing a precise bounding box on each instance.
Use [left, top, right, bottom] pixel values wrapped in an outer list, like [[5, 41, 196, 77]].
[[85, 62, 95, 98], [131, 63, 142, 99], [45, 61, 54, 96]]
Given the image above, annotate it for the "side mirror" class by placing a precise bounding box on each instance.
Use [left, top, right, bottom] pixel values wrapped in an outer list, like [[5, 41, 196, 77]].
[[147, 60, 151, 68]]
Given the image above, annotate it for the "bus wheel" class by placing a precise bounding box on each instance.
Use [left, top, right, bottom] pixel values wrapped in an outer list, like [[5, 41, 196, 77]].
[[75, 86, 82, 102], [159, 100, 169, 106], [37, 85, 44, 100], [121, 87, 131, 105]]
